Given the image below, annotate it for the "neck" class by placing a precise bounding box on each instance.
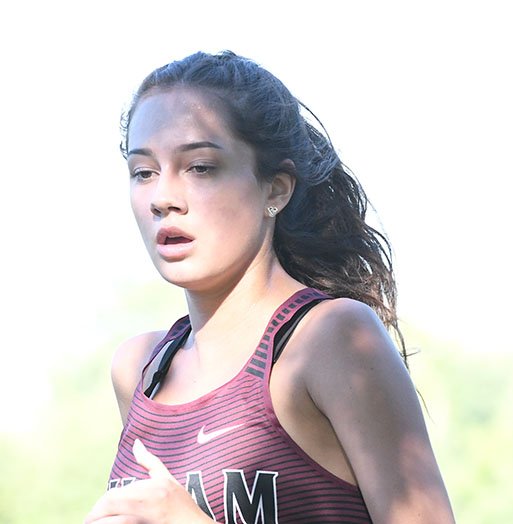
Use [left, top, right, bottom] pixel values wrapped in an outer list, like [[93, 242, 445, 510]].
[[183, 257, 303, 352]]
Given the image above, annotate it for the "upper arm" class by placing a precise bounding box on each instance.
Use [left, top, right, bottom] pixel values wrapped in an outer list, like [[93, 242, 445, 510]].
[[111, 330, 166, 425], [304, 300, 454, 524]]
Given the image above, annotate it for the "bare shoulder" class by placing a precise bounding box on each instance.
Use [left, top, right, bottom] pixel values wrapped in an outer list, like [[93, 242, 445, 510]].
[[286, 297, 410, 426], [300, 297, 404, 372], [299, 297, 415, 437], [111, 330, 167, 425], [295, 298, 454, 522], [298, 296, 413, 422]]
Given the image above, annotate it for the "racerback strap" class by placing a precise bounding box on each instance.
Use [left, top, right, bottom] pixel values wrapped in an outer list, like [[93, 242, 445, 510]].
[[144, 327, 191, 398], [144, 296, 325, 397], [272, 298, 324, 363]]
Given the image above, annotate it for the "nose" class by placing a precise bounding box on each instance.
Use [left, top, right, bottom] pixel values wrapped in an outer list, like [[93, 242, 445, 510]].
[[150, 175, 187, 218]]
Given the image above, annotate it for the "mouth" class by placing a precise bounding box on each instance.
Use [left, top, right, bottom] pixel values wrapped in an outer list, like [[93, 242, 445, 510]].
[[157, 227, 194, 245], [163, 235, 193, 245], [155, 227, 194, 260]]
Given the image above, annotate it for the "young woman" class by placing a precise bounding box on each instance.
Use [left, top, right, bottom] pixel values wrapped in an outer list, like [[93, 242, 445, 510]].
[[85, 51, 455, 523]]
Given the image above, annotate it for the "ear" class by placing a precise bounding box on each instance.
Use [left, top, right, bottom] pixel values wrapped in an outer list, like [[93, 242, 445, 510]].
[[266, 159, 296, 213]]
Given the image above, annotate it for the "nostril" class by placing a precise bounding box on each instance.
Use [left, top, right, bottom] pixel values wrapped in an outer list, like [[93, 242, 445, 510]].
[[150, 184, 188, 216], [150, 203, 162, 217], [150, 199, 187, 216]]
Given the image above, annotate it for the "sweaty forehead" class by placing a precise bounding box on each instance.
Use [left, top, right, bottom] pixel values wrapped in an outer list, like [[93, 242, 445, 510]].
[[128, 88, 235, 149]]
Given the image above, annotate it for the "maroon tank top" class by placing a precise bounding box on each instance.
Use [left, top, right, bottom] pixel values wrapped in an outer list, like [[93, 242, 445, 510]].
[[109, 288, 372, 523]]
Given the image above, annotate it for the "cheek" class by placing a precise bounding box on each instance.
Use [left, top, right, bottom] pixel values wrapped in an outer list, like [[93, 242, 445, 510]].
[[130, 195, 144, 225], [197, 183, 264, 232], [202, 194, 265, 250], [130, 192, 152, 238], [218, 175, 265, 213]]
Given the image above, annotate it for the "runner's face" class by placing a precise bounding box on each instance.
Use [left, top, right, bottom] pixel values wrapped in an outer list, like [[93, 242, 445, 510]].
[[127, 89, 273, 291]]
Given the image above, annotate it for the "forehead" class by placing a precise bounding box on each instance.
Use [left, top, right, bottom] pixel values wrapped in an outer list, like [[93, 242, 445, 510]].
[[128, 88, 236, 148]]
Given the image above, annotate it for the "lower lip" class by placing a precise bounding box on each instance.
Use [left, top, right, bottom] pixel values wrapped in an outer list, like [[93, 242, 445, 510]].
[[156, 239, 194, 260]]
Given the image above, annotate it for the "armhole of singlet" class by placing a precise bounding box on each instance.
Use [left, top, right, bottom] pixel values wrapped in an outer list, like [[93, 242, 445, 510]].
[[144, 327, 191, 398], [272, 298, 325, 364]]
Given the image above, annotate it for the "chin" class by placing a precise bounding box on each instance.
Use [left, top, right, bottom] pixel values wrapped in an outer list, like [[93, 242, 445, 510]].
[[155, 269, 196, 289], [157, 266, 239, 294], [151, 252, 251, 293], [153, 264, 211, 291]]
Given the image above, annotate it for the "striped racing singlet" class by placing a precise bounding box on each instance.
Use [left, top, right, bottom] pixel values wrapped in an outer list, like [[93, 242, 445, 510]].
[[109, 288, 372, 523]]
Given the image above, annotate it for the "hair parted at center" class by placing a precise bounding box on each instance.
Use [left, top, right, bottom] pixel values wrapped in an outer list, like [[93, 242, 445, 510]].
[[120, 50, 407, 365]]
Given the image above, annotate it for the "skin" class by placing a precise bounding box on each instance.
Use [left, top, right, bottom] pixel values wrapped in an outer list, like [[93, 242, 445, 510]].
[[84, 88, 455, 523]]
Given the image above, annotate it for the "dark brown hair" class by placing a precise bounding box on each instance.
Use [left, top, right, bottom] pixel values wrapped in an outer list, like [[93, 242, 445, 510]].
[[121, 50, 407, 365]]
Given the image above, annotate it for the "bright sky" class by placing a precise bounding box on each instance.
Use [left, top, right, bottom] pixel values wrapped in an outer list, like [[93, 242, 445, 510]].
[[1, 1, 512, 430]]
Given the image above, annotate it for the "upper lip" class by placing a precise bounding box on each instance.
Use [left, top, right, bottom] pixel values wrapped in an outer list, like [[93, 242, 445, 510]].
[[156, 227, 194, 244]]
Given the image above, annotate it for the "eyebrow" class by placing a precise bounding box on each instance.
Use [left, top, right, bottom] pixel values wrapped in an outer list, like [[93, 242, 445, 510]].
[[127, 141, 223, 157], [127, 147, 153, 158], [177, 141, 223, 152]]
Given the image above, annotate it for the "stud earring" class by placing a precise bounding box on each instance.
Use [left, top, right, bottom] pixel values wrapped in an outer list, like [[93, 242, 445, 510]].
[[267, 206, 279, 218]]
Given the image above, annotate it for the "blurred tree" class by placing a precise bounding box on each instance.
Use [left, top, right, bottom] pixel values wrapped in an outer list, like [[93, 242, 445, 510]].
[[406, 324, 513, 524], [1, 285, 511, 523]]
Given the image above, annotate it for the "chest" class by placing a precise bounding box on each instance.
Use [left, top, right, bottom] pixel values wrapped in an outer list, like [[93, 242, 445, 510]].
[[111, 369, 370, 523], [143, 331, 267, 405]]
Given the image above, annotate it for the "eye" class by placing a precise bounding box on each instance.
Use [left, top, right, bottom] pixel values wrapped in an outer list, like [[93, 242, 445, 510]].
[[131, 168, 157, 182], [187, 164, 216, 175]]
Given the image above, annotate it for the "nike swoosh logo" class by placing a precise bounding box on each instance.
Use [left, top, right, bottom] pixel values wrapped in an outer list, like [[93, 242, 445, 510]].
[[197, 423, 244, 444]]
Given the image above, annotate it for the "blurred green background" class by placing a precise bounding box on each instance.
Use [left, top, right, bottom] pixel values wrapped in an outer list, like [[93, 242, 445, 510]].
[[2, 2, 512, 523], [1, 283, 512, 524]]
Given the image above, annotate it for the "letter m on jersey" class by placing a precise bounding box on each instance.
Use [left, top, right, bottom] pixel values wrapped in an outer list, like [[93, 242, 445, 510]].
[[224, 469, 279, 524]]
